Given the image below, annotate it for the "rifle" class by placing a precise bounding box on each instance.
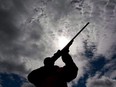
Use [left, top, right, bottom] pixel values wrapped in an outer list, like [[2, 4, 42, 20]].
[[52, 22, 90, 60]]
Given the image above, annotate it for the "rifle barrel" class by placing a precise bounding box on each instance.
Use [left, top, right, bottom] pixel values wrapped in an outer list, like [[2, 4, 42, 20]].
[[72, 22, 89, 40], [61, 22, 90, 51], [52, 22, 90, 60]]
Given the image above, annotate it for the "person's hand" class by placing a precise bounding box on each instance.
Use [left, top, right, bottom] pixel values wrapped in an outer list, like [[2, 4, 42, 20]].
[[62, 49, 69, 55], [54, 50, 61, 57]]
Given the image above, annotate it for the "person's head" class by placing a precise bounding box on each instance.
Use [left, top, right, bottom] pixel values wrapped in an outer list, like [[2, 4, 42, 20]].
[[44, 57, 54, 67]]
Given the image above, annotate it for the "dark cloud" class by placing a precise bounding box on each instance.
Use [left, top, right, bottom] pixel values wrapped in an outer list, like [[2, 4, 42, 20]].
[[0, 0, 23, 74], [83, 40, 97, 58], [0, 0, 44, 74], [71, 0, 84, 10], [0, 60, 28, 74], [12, 0, 27, 13], [0, 8, 19, 44]]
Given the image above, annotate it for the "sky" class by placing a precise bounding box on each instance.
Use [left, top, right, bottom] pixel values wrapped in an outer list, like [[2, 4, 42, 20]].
[[0, 0, 116, 87]]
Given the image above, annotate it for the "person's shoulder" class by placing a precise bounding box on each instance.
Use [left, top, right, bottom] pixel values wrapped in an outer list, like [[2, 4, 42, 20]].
[[30, 66, 44, 73]]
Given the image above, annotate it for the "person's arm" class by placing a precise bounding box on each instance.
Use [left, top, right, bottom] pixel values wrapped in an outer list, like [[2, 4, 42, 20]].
[[51, 50, 61, 64], [61, 51, 78, 82]]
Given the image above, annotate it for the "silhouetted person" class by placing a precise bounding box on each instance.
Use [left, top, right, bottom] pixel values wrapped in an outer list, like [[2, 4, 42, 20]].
[[27, 50, 78, 87]]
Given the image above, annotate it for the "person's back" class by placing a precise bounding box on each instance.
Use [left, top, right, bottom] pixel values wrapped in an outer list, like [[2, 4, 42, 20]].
[[27, 50, 78, 87]]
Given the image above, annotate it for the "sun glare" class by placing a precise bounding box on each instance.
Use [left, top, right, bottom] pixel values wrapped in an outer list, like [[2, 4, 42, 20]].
[[58, 36, 69, 49]]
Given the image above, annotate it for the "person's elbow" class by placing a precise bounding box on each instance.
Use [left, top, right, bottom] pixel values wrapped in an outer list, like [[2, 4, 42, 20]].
[[66, 66, 78, 82]]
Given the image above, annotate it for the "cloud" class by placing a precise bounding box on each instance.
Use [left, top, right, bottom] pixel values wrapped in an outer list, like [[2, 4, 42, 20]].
[[38, 0, 73, 21], [0, 60, 28, 75], [21, 82, 35, 87], [0, 0, 26, 74], [85, 54, 116, 87], [0, 0, 44, 74], [102, 57, 116, 78], [86, 76, 116, 87]]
